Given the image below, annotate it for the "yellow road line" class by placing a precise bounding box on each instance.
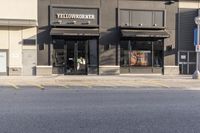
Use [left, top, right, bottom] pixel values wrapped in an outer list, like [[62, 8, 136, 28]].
[[59, 85, 70, 89], [31, 83, 45, 90], [139, 80, 170, 88], [8, 82, 19, 89]]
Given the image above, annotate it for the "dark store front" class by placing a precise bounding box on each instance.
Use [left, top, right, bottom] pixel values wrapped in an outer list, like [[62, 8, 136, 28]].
[[50, 6, 99, 75], [51, 37, 98, 75], [119, 8, 170, 74]]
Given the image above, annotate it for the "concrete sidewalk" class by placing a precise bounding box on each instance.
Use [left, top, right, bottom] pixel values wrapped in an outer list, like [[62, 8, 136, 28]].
[[0, 75, 199, 89]]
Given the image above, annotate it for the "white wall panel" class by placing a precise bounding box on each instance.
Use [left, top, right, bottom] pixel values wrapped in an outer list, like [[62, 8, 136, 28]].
[[9, 27, 22, 67], [0, 27, 9, 49], [0, 0, 37, 20], [179, 1, 199, 9]]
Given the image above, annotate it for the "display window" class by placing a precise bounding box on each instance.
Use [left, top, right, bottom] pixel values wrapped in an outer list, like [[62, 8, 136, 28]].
[[120, 39, 163, 73]]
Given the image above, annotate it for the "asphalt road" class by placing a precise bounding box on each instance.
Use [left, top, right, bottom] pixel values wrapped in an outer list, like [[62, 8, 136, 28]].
[[0, 87, 200, 133]]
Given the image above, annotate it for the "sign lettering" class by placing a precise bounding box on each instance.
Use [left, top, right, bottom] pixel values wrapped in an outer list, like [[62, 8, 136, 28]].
[[56, 13, 95, 20]]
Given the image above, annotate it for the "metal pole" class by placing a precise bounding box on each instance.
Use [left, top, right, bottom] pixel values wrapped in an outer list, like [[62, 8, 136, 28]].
[[197, 24, 199, 72]]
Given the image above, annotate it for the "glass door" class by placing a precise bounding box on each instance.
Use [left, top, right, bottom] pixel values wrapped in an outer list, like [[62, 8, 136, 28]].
[[77, 41, 88, 75], [65, 40, 88, 75]]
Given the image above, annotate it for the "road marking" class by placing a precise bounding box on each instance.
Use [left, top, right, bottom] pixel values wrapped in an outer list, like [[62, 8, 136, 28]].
[[81, 82, 93, 88], [140, 80, 170, 88], [8, 82, 19, 89], [59, 85, 70, 89], [30, 83, 45, 90]]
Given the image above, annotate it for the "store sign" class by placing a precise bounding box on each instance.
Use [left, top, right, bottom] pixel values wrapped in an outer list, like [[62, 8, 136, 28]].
[[51, 6, 99, 26], [56, 13, 95, 20]]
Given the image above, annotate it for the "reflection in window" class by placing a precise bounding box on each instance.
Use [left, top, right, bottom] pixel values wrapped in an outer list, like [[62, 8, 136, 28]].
[[120, 41, 129, 67], [52, 39, 65, 67], [153, 40, 163, 67], [88, 40, 98, 66]]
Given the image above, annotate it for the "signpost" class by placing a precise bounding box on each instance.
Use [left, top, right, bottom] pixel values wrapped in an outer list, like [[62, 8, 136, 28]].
[[194, 28, 200, 52], [193, 16, 200, 79]]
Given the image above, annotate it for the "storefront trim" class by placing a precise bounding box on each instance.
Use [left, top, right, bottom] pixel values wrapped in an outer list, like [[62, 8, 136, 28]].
[[121, 29, 170, 38], [50, 28, 99, 36], [0, 19, 37, 27]]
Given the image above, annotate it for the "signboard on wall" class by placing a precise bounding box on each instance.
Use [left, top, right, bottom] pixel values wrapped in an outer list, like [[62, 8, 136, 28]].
[[50, 6, 99, 27]]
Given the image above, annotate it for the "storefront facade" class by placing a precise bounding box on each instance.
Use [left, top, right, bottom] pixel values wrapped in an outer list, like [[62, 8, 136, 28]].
[[178, 0, 200, 74], [119, 8, 170, 74], [37, 0, 179, 75], [0, 0, 37, 76]]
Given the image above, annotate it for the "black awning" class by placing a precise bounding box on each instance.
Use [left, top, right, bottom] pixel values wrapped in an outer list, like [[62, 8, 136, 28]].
[[121, 30, 170, 38], [50, 28, 99, 37]]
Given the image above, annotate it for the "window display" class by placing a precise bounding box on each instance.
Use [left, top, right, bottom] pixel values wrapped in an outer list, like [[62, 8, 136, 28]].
[[130, 51, 151, 66], [120, 40, 163, 73]]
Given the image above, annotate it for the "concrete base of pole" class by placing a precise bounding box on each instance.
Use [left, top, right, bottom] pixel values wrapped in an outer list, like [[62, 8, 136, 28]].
[[192, 70, 200, 79]]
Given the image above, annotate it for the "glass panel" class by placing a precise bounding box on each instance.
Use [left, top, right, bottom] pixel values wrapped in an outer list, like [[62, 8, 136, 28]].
[[65, 40, 88, 75], [77, 41, 87, 74], [88, 40, 98, 74], [189, 64, 195, 74], [88, 40, 97, 66], [130, 41, 152, 67], [130, 51, 152, 66], [153, 40, 163, 67], [189, 52, 196, 62], [66, 41, 76, 74], [53, 39, 65, 67], [120, 41, 129, 67]]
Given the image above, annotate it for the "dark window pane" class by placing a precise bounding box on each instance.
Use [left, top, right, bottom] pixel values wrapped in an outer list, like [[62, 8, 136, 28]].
[[53, 39, 65, 67], [89, 40, 97, 66], [120, 41, 129, 67], [153, 40, 163, 67]]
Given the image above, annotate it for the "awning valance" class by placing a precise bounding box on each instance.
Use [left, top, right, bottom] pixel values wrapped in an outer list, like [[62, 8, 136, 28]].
[[50, 28, 99, 37], [121, 30, 170, 38]]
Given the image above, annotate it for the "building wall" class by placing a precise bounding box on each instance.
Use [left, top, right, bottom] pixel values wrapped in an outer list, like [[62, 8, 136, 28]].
[[179, 1, 199, 9], [118, 0, 177, 66], [178, 0, 200, 74], [0, 0, 37, 20], [0, 0, 37, 75], [178, 0, 199, 51], [99, 0, 118, 67], [38, 0, 178, 75], [164, 0, 178, 66], [0, 26, 37, 75], [38, 0, 100, 66]]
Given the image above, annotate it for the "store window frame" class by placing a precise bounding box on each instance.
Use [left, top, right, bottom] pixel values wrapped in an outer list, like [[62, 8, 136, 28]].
[[52, 37, 99, 75], [120, 38, 164, 73]]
